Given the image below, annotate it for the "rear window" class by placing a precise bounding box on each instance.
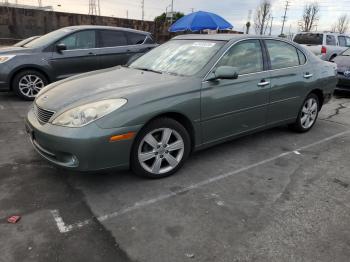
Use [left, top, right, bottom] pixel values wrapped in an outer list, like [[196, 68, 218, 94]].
[[294, 33, 323, 45]]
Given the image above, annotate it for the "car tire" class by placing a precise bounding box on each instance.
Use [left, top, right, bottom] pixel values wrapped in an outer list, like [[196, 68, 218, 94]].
[[131, 118, 191, 178], [289, 93, 320, 133], [12, 70, 48, 101]]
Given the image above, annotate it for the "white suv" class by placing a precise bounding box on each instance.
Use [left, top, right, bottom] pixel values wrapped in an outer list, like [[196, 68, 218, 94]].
[[293, 32, 350, 61]]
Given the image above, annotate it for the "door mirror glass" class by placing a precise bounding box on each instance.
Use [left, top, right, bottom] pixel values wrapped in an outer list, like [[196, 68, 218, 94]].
[[209, 66, 238, 80], [56, 43, 67, 52]]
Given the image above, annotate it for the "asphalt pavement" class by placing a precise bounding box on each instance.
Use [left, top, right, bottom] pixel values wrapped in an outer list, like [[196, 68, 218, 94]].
[[1, 91, 350, 262]]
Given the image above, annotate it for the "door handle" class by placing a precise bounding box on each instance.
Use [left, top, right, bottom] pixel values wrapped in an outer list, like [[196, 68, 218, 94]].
[[258, 80, 270, 87], [304, 73, 313, 79]]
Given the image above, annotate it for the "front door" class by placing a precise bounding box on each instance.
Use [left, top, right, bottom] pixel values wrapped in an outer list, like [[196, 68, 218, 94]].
[[50, 30, 100, 80], [201, 39, 270, 144]]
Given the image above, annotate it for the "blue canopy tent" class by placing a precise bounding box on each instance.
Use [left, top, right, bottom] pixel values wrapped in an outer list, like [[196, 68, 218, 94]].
[[169, 11, 233, 32]]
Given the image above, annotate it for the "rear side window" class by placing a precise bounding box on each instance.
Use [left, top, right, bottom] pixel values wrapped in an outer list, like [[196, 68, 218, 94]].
[[144, 35, 155, 44], [216, 39, 263, 75], [297, 49, 307, 65], [99, 30, 128, 47], [265, 40, 299, 69], [294, 33, 323, 45], [326, 35, 336, 46], [58, 30, 96, 50], [338, 36, 350, 47], [126, 32, 146, 45]]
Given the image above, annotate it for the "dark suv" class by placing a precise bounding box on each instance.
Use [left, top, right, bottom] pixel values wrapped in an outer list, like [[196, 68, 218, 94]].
[[0, 25, 157, 100]]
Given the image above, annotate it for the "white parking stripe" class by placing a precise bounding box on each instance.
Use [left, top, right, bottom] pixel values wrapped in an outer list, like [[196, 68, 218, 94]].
[[51, 130, 350, 233]]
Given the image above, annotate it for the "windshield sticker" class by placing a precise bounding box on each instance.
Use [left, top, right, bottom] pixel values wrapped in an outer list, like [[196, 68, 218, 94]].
[[192, 42, 216, 48]]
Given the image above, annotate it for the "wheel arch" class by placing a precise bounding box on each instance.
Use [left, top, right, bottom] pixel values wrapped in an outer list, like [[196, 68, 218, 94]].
[[309, 89, 324, 109], [9, 66, 51, 90], [139, 112, 196, 152]]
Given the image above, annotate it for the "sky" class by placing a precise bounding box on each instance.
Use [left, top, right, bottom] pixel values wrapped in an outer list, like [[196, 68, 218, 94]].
[[8, 0, 350, 35]]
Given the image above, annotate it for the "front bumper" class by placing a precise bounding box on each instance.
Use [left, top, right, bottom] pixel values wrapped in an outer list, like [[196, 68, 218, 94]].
[[25, 107, 142, 172]]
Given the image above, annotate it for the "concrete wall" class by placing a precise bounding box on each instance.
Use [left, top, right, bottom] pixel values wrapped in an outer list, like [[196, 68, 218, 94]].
[[0, 6, 173, 44]]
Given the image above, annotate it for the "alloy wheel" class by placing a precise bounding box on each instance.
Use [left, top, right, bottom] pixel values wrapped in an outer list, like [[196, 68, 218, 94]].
[[138, 128, 185, 175], [300, 97, 318, 129], [18, 74, 45, 98]]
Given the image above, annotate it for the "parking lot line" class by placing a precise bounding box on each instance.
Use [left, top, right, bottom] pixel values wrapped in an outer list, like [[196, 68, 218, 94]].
[[51, 129, 350, 234]]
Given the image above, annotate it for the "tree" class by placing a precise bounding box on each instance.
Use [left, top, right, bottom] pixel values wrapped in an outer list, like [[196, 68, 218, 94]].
[[254, 0, 272, 35], [154, 12, 184, 23], [299, 3, 320, 32], [331, 14, 349, 33]]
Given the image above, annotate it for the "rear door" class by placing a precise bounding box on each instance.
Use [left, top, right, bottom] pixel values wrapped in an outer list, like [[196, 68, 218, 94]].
[[96, 30, 131, 68], [201, 39, 270, 143], [50, 30, 99, 80], [264, 39, 309, 125]]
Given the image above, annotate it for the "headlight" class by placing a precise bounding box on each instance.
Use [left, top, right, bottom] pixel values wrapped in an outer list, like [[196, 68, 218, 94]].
[[0, 55, 15, 63], [52, 99, 127, 127]]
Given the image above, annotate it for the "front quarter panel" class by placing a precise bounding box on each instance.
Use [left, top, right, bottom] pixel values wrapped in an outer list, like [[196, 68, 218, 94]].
[[95, 77, 201, 131]]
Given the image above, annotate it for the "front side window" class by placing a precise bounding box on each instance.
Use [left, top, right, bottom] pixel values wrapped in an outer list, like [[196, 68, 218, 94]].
[[58, 30, 96, 50], [326, 35, 336, 46], [130, 40, 224, 76], [215, 40, 263, 75], [99, 30, 128, 47], [265, 40, 299, 70]]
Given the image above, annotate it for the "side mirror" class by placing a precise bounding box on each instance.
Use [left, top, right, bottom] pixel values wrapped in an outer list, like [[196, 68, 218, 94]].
[[208, 66, 239, 81], [56, 43, 67, 53]]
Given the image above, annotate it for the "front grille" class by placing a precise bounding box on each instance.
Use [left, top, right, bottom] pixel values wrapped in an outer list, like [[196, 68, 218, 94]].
[[33, 103, 55, 124]]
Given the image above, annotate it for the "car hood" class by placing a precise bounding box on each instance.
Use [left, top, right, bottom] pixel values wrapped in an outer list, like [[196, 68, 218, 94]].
[[334, 56, 350, 72], [36, 67, 185, 111], [0, 46, 35, 54]]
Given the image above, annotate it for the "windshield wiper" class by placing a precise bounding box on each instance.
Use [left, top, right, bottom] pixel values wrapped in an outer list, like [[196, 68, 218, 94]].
[[133, 67, 163, 74]]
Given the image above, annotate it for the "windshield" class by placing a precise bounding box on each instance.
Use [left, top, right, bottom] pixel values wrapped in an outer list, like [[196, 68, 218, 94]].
[[130, 40, 225, 76], [23, 28, 77, 48], [294, 33, 323, 45], [14, 36, 39, 47]]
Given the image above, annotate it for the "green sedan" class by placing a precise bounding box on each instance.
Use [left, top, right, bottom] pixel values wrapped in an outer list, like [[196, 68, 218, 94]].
[[25, 35, 337, 178]]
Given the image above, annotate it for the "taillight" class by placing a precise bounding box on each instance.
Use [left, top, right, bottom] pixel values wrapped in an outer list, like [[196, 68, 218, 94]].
[[321, 46, 327, 55]]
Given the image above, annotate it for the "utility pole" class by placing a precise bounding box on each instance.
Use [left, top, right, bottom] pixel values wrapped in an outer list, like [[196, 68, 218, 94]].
[[269, 16, 274, 36], [141, 0, 144, 21], [38, 0, 42, 7], [88, 0, 100, 16], [281, 0, 290, 36], [245, 9, 252, 34], [170, 0, 174, 24]]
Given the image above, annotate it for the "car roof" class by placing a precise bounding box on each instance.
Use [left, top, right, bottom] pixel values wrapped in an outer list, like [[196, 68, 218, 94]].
[[173, 34, 293, 42], [296, 31, 350, 36], [62, 25, 150, 35]]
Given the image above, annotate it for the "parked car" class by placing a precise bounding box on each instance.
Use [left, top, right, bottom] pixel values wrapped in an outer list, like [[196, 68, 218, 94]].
[[333, 48, 350, 91], [0, 25, 157, 100], [293, 32, 350, 61], [13, 36, 41, 47], [25, 35, 337, 178]]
